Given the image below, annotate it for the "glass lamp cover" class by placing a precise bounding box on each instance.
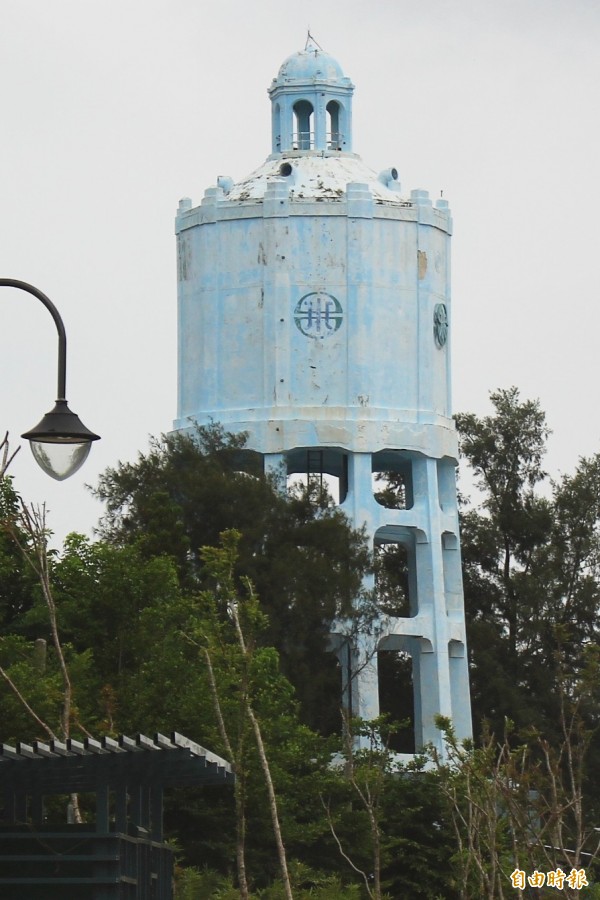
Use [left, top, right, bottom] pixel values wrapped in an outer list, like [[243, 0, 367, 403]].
[[29, 439, 92, 481]]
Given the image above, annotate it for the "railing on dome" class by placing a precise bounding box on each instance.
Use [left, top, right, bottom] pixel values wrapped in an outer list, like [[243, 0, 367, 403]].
[[290, 132, 346, 150], [292, 131, 314, 149]]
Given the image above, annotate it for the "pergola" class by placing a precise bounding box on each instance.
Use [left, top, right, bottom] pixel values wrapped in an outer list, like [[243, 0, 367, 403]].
[[0, 732, 234, 899]]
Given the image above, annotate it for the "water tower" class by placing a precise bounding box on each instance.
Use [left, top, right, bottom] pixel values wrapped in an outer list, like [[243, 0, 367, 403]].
[[173, 41, 472, 756]]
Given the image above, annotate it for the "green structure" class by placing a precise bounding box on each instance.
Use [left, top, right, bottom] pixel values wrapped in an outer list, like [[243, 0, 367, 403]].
[[0, 732, 233, 899]]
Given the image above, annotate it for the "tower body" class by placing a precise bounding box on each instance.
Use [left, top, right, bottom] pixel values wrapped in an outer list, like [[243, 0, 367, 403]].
[[174, 46, 472, 755]]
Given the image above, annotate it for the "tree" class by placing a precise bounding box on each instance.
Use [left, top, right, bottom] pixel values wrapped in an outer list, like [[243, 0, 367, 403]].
[[434, 650, 600, 900], [0, 425, 471, 893], [0, 432, 19, 480], [321, 716, 457, 899], [190, 530, 296, 899], [0, 492, 102, 821], [455, 388, 600, 740], [455, 387, 551, 659], [91, 425, 371, 734], [0, 476, 38, 634]]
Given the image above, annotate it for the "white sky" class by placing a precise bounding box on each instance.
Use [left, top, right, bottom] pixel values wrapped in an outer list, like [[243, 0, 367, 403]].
[[1, 0, 599, 544]]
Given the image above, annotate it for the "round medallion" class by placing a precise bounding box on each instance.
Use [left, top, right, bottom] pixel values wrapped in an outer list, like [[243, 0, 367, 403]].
[[433, 303, 448, 348], [294, 292, 343, 339]]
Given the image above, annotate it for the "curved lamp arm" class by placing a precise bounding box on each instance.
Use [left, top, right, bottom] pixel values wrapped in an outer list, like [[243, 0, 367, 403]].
[[0, 278, 100, 480], [0, 278, 68, 400]]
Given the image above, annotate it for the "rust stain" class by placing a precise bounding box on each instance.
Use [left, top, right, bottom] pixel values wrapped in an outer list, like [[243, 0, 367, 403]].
[[177, 235, 190, 281], [418, 250, 428, 280]]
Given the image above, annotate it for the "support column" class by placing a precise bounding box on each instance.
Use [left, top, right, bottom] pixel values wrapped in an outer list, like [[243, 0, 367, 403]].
[[31, 792, 44, 827], [412, 456, 455, 756], [151, 786, 164, 842], [338, 450, 381, 742], [115, 782, 128, 834], [353, 632, 380, 725], [140, 786, 151, 831], [130, 784, 143, 829], [449, 639, 472, 739], [96, 783, 110, 833], [12, 791, 27, 824]]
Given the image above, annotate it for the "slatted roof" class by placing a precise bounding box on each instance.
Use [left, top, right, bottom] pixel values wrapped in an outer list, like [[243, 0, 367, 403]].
[[0, 732, 234, 794]]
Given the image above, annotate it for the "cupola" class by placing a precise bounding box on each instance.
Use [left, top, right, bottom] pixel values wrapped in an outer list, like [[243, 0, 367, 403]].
[[268, 39, 354, 154]]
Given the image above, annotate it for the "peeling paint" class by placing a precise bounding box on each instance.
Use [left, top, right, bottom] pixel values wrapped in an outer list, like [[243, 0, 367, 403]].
[[418, 250, 428, 280], [176, 234, 190, 281], [226, 154, 413, 204]]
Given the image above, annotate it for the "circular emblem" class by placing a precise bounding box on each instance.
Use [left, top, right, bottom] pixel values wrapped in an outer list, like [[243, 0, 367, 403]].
[[294, 292, 343, 339], [433, 303, 448, 348]]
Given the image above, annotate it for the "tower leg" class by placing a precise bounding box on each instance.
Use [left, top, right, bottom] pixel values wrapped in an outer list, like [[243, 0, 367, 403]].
[[353, 632, 380, 724], [413, 457, 471, 754]]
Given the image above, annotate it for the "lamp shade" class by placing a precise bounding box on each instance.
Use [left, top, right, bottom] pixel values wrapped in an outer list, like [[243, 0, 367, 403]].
[[22, 399, 100, 481]]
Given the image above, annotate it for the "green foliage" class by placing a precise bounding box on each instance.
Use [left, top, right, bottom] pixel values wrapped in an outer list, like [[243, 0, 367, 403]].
[[6, 404, 600, 896], [258, 861, 364, 899], [456, 388, 600, 740], [173, 865, 237, 899], [317, 717, 457, 899], [434, 709, 600, 900], [45, 536, 181, 674], [187, 531, 337, 890], [0, 631, 99, 742], [91, 425, 371, 734], [0, 477, 38, 632], [173, 863, 363, 899]]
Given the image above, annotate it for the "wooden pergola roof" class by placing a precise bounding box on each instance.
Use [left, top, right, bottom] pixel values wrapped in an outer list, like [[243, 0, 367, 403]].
[[0, 732, 234, 794]]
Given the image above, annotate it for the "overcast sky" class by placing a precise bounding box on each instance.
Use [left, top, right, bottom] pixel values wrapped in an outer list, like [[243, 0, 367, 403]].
[[2, 0, 599, 544]]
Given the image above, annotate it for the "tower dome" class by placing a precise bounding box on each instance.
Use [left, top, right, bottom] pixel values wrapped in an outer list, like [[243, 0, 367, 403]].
[[276, 47, 346, 82]]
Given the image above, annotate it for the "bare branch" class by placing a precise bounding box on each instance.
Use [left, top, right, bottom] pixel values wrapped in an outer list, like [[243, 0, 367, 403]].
[[320, 794, 374, 900], [0, 663, 56, 741], [0, 432, 20, 479], [0, 500, 84, 822], [184, 631, 250, 900], [228, 597, 294, 900]]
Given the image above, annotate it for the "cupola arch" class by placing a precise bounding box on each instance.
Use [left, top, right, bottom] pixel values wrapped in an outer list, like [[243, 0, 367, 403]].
[[293, 99, 314, 149]]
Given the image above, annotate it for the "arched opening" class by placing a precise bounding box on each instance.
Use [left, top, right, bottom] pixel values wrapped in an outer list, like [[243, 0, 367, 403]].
[[372, 450, 414, 510], [326, 100, 342, 149], [293, 100, 314, 149], [286, 447, 348, 505], [374, 541, 412, 617], [374, 525, 418, 618], [378, 647, 415, 754]]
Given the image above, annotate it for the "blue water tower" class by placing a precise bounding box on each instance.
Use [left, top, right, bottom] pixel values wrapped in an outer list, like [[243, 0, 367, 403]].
[[174, 41, 472, 756]]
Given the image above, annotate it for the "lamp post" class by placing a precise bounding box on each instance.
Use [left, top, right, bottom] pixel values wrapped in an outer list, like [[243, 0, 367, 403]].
[[1, 279, 100, 481]]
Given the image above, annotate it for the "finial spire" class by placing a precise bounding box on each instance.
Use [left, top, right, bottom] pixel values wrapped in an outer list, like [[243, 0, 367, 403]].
[[305, 29, 323, 51]]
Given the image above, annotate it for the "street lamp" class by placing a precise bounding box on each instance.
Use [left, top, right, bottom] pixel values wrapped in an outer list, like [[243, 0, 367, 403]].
[[1, 278, 100, 481]]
